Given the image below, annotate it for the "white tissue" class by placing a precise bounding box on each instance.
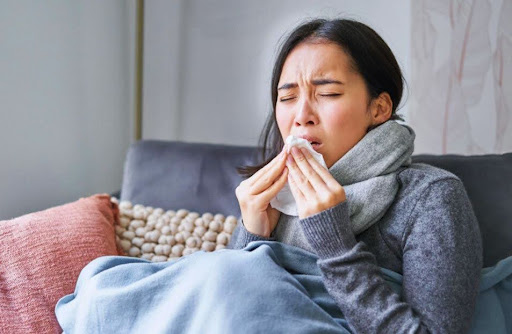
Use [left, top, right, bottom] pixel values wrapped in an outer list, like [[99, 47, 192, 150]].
[[270, 135, 328, 216]]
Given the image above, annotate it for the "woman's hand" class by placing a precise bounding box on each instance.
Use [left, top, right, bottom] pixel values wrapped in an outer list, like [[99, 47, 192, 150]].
[[286, 146, 346, 219], [235, 148, 289, 237]]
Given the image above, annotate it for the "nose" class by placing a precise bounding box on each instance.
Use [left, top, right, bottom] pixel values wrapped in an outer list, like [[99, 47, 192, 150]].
[[294, 96, 318, 126]]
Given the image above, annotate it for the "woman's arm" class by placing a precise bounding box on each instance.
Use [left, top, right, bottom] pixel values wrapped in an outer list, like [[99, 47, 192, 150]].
[[227, 217, 275, 249], [300, 178, 483, 333]]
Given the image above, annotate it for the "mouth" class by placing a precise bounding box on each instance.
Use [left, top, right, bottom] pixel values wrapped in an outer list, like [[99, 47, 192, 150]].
[[309, 142, 322, 151], [292, 134, 323, 152]]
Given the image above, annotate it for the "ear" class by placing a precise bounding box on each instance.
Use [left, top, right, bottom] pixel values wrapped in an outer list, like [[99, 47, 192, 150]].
[[370, 92, 393, 125]]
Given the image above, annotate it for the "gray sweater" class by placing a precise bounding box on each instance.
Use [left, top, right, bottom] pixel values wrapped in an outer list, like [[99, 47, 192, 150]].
[[228, 163, 483, 334]]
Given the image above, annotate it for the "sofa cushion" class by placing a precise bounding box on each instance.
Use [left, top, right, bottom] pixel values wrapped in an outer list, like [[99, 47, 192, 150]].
[[412, 153, 512, 267], [0, 194, 122, 334]]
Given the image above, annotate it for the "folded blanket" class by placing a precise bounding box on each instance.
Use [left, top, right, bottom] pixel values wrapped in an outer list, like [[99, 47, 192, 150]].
[[55, 241, 512, 334]]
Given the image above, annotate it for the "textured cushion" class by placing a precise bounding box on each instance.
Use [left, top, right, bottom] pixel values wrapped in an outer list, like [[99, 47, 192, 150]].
[[412, 153, 512, 267], [113, 198, 238, 261], [0, 194, 122, 334]]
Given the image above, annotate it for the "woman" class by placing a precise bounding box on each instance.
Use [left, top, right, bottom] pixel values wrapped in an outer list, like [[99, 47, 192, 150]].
[[229, 18, 483, 333], [55, 18, 483, 334]]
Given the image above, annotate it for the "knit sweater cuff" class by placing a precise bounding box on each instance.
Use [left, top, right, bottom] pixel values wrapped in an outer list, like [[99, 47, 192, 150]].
[[299, 201, 357, 258], [235, 219, 274, 248]]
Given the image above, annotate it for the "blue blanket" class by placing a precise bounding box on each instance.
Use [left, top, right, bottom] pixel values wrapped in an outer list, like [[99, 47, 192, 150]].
[[55, 241, 512, 333]]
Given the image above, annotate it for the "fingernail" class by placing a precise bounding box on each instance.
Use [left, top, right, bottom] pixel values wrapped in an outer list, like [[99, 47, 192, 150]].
[[287, 155, 293, 164]]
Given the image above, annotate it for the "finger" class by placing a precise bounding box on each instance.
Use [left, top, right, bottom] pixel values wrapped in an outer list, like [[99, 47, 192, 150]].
[[290, 147, 330, 193], [298, 147, 341, 190], [286, 153, 316, 197], [258, 166, 289, 203], [246, 151, 286, 188], [287, 167, 305, 203], [248, 149, 287, 187], [250, 151, 288, 194]]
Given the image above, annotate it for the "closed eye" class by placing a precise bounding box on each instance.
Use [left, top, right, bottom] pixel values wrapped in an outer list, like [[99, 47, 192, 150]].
[[280, 93, 341, 102], [279, 96, 296, 102]]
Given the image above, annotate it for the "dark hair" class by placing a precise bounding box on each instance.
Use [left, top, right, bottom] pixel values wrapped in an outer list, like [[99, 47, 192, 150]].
[[237, 18, 405, 178]]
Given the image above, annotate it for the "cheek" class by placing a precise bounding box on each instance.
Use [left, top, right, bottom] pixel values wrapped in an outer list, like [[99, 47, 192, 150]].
[[275, 108, 292, 137], [328, 97, 368, 128], [322, 104, 353, 132], [322, 101, 369, 163]]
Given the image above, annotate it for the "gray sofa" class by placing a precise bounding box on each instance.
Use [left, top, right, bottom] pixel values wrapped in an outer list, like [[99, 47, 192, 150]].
[[119, 140, 512, 268]]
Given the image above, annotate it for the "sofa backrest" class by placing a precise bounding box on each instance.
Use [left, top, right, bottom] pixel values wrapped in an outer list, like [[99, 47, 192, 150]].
[[121, 140, 260, 217], [121, 140, 512, 267]]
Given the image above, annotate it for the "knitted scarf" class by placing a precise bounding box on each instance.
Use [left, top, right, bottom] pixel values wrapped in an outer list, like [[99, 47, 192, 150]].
[[272, 120, 415, 248]]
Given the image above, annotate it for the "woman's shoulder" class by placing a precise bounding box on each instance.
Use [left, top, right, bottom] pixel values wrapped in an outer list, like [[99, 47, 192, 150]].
[[395, 163, 482, 261], [391, 163, 469, 218], [385, 163, 478, 255], [396, 162, 463, 194], [364, 163, 475, 271]]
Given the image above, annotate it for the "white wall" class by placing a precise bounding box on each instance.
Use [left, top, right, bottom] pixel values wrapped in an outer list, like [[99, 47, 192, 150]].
[[142, 0, 183, 141], [0, 0, 135, 219], [143, 0, 411, 145]]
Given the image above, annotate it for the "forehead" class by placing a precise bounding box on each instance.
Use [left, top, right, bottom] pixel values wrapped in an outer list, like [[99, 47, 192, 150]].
[[279, 42, 353, 81]]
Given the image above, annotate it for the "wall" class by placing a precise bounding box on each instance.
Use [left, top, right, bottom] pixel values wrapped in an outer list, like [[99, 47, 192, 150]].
[[145, 0, 512, 154], [143, 0, 411, 146], [0, 0, 135, 219], [142, 0, 183, 141], [409, 0, 512, 154]]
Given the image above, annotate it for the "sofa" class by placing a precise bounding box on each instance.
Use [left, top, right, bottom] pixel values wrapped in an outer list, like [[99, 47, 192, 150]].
[[1, 139, 511, 333], [121, 140, 512, 268]]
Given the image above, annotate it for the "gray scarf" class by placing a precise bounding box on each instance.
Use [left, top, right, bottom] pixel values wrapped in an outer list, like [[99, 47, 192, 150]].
[[271, 120, 415, 249]]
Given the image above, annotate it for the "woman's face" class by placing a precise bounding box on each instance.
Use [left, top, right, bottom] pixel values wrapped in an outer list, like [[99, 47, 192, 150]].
[[276, 42, 377, 169]]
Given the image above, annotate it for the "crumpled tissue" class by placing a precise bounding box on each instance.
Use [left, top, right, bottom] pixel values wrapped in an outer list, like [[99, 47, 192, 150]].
[[270, 135, 328, 216]]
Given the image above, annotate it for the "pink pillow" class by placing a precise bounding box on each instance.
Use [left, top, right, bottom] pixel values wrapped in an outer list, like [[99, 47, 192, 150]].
[[0, 194, 122, 334]]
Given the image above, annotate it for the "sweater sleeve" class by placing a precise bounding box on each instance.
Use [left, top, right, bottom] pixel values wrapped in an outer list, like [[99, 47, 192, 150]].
[[227, 217, 275, 249], [300, 178, 483, 334]]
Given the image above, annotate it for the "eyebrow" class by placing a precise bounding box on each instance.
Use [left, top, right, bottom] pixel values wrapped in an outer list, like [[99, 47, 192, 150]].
[[277, 79, 344, 90]]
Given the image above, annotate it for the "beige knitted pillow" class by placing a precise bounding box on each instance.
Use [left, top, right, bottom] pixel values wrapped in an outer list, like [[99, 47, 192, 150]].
[[111, 197, 237, 262]]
